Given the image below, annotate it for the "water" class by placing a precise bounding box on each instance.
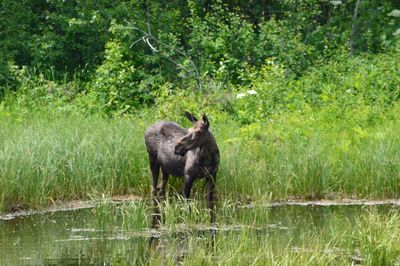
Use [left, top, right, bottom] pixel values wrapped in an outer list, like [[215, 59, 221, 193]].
[[0, 202, 398, 265]]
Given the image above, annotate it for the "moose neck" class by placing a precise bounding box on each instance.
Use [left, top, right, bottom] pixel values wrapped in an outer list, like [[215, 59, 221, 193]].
[[196, 133, 218, 157]]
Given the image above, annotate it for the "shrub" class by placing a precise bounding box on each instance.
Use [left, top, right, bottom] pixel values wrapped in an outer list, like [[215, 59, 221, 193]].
[[88, 40, 153, 115]]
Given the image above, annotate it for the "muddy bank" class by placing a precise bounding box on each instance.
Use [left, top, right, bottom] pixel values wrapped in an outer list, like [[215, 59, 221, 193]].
[[0, 195, 142, 220], [2, 196, 400, 220], [240, 199, 400, 208]]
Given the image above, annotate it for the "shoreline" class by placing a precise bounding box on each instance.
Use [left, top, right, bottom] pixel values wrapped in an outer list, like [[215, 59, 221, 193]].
[[2, 196, 400, 221]]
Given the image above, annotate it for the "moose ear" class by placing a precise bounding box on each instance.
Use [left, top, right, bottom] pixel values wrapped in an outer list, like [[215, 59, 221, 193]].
[[202, 114, 209, 129], [185, 111, 198, 123]]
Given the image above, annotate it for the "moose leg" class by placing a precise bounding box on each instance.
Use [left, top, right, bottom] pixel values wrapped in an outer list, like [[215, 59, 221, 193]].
[[183, 175, 195, 199], [183, 175, 195, 221], [150, 160, 161, 228], [159, 170, 169, 224], [150, 160, 160, 199], [206, 175, 216, 224], [160, 170, 169, 200]]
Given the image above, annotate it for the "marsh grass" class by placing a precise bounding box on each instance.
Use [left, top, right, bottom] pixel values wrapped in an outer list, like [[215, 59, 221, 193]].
[[159, 208, 400, 265], [219, 108, 400, 201], [2, 107, 400, 212], [349, 209, 400, 265], [91, 199, 400, 265], [0, 112, 149, 211]]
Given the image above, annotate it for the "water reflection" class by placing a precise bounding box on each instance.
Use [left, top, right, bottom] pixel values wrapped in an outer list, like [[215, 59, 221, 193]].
[[148, 234, 185, 264], [148, 227, 217, 265]]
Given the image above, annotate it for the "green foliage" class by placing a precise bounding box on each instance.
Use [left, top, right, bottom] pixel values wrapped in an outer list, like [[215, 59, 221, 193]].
[[228, 50, 400, 125], [232, 58, 291, 124], [0, 112, 149, 211], [26, 0, 121, 73], [297, 52, 400, 109], [187, 2, 258, 83], [6, 64, 80, 110], [3, 103, 400, 212], [1, 0, 399, 114], [351, 210, 400, 265], [0, 0, 36, 66], [256, 18, 314, 76], [87, 39, 152, 115]]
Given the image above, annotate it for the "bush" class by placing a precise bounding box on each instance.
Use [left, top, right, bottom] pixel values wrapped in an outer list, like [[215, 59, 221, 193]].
[[6, 64, 80, 110], [87, 40, 153, 115]]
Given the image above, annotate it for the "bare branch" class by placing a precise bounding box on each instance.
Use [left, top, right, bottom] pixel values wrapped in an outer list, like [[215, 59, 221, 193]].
[[123, 4, 203, 91], [129, 35, 148, 48], [145, 37, 158, 52]]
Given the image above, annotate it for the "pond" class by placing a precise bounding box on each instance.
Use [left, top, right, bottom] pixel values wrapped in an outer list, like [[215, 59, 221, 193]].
[[1, 200, 400, 265]]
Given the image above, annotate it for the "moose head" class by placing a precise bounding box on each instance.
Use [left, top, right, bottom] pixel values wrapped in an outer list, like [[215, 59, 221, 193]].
[[174, 111, 211, 156]]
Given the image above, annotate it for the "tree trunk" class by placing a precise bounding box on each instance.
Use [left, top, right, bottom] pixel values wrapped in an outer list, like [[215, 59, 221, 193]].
[[350, 0, 361, 56]]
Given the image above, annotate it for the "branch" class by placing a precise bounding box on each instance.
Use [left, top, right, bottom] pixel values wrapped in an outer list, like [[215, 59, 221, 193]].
[[124, 4, 203, 91], [144, 37, 158, 52], [129, 35, 148, 48]]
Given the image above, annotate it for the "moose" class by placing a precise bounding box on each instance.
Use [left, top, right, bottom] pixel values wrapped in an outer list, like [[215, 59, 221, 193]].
[[145, 112, 219, 225]]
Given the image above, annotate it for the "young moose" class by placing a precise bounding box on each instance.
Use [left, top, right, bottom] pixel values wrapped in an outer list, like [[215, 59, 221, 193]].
[[145, 112, 219, 224]]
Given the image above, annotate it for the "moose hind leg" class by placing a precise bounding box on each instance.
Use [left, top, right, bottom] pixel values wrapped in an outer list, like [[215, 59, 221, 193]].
[[150, 160, 161, 227], [158, 169, 169, 224], [150, 160, 160, 198]]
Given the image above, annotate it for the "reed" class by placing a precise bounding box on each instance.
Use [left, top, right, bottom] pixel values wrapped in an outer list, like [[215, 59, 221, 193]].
[[2, 106, 400, 212], [0, 112, 149, 211]]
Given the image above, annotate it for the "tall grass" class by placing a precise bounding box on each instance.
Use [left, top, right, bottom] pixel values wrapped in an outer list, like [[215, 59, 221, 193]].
[[2, 105, 400, 212], [0, 111, 149, 211], [219, 107, 400, 201]]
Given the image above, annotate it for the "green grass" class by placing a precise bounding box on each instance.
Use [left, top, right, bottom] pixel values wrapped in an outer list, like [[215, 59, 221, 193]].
[[0, 111, 149, 211], [218, 106, 400, 201], [2, 105, 400, 212]]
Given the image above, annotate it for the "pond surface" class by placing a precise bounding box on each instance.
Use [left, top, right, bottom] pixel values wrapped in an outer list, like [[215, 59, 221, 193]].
[[0, 201, 399, 265]]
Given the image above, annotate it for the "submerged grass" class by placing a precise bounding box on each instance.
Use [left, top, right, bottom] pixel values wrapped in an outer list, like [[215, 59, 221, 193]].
[[2, 105, 400, 212], [91, 199, 400, 265]]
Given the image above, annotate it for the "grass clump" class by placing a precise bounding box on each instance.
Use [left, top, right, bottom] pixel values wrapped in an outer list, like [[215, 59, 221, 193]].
[[349, 210, 400, 265]]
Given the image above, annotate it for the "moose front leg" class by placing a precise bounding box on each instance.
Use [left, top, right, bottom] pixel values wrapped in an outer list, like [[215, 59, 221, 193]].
[[183, 175, 195, 199], [206, 175, 216, 224], [182, 175, 196, 222], [160, 170, 169, 200]]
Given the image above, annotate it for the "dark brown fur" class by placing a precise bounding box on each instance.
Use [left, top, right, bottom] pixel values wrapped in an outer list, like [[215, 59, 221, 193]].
[[145, 112, 219, 224]]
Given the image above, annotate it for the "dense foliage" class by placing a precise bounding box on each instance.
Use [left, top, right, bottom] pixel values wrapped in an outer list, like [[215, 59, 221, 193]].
[[0, 0, 399, 116]]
